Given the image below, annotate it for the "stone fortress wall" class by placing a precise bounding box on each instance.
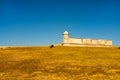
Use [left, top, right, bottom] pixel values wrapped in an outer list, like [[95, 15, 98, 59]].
[[62, 31, 112, 47]]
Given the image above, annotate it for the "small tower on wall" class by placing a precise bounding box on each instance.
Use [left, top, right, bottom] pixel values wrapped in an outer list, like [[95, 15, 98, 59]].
[[62, 31, 69, 46]]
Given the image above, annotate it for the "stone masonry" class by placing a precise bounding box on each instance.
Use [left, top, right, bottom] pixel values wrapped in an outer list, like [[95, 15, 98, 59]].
[[62, 31, 112, 47]]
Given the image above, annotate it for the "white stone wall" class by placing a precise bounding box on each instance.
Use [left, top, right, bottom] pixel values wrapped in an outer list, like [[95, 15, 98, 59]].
[[62, 31, 112, 47], [63, 38, 112, 46]]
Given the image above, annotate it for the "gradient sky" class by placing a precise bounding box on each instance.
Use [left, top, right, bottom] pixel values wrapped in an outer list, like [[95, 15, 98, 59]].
[[0, 0, 120, 46]]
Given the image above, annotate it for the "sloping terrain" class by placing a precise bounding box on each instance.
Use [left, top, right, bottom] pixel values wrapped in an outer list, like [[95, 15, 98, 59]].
[[0, 46, 120, 80]]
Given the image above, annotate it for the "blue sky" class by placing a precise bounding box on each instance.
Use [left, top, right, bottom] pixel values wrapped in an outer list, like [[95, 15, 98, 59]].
[[0, 0, 120, 46]]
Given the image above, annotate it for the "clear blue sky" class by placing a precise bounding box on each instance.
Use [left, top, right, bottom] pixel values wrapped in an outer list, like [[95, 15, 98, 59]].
[[0, 0, 120, 46]]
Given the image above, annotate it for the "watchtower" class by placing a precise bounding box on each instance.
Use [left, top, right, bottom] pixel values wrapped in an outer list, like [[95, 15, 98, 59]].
[[63, 31, 69, 44]]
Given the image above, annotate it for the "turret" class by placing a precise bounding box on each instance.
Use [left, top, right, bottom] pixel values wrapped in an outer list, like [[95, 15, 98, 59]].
[[63, 31, 69, 44]]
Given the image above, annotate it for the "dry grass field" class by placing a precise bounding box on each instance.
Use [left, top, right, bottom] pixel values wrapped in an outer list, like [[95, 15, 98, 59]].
[[0, 46, 120, 80]]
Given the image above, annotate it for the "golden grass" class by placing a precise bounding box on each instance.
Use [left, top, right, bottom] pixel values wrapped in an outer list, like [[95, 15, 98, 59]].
[[0, 46, 120, 80]]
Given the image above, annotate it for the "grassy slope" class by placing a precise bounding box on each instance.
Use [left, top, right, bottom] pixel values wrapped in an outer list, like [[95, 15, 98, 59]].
[[0, 46, 120, 80]]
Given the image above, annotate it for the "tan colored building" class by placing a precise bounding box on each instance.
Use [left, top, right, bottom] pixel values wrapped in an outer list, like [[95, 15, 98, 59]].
[[62, 31, 112, 47]]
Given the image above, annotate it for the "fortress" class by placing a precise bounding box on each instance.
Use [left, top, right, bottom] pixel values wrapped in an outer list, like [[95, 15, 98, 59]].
[[62, 31, 112, 47]]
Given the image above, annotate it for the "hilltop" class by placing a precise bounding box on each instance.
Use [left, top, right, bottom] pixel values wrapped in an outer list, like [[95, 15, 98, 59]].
[[0, 46, 120, 80]]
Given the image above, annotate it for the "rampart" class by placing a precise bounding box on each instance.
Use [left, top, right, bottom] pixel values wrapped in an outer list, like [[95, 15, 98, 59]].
[[62, 31, 112, 47]]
